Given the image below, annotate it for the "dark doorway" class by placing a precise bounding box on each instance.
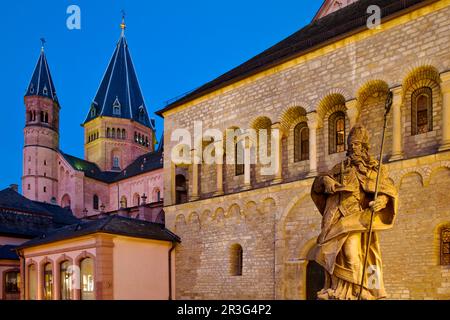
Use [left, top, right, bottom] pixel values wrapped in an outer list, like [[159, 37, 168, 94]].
[[306, 260, 325, 300]]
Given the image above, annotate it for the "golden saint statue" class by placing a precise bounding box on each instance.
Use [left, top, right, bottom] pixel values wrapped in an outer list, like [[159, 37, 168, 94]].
[[311, 124, 398, 300]]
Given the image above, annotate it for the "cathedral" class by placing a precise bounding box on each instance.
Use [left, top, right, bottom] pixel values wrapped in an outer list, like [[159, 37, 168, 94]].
[[1, 0, 450, 300]]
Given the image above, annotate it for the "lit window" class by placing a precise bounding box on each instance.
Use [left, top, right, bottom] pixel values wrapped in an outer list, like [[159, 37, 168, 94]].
[[329, 111, 346, 154], [43, 263, 53, 300], [412, 87, 432, 135], [5, 270, 20, 296], [80, 258, 95, 300], [60, 261, 73, 300]]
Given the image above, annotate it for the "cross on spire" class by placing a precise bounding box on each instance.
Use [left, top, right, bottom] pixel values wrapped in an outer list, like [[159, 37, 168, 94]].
[[120, 10, 126, 36], [40, 38, 46, 51]]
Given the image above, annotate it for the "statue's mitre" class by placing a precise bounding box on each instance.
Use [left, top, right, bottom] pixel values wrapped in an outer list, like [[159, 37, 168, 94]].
[[348, 124, 369, 146]]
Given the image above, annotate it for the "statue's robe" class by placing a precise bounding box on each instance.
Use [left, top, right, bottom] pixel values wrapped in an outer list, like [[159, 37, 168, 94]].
[[311, 159, 398, 299]]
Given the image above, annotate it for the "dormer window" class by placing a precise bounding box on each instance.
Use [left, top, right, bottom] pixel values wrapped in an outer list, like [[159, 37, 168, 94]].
[[43, 86, 48, 96], [113, 97, 121, 115], [138, 106, 145, 122], [90, 104, 97, 117], [29, 84, 35, 94]]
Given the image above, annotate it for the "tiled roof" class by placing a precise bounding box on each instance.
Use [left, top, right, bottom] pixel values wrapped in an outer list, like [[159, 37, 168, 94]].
[[156, 0, 430, 116], [83, 28, 154, 129], [0, 245, 19, 260], [17, 215, 180, 249], [25, 47, 58, 102], [0, 188, 79, 238], [60, 145, 163, 183]]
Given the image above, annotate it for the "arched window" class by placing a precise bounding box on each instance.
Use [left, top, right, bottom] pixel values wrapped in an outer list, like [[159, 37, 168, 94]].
[[93, 195, 99, 210], [106, 128, 111, 138], [112, 128, 116, 139], [4, 269, 20, 299], [28, 111, 33, 122], [112, 156, 120, 170], [44, 112, 49, 123], [113, 98, 121, 115], [80, 258, 95, 300], [412, 87, 432, 135], [122, 129, 126, 139], [175, 174, 188, 204], [145, 136, 149, 147], [120, 196, 127, 208], [133, 193, 140, 206], [43, 263, 53, 300], [154, 188, 161, 202], [235, 139, 244, 176], [134, 132, 138, 143], [329, 111, 346, 154], [32, 111, 36, 121], [294, 122, 309, 162], [441, 227, 450, 265], [40, 111, 44, 123], [61, 194, 71, 209], [28, 264, 37, 300], [60, 261, 73, 300], [230, 244, 243, 276]]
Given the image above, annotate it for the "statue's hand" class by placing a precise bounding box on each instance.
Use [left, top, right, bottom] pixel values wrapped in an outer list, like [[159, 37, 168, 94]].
[[369, 195, 388, 212], [323, 176, 342, 194]]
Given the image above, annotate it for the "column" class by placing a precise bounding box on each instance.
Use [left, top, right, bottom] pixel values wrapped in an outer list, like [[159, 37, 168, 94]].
[[243, 137, 251, 190], [346, 99, 359, 128], [307, 112, 319, 176], [271, 123, 283, 184], [389, 86, 404, 161], [439, 72, 450, 151], [190, 148, 200, 201], [214, 141, 224, 196]]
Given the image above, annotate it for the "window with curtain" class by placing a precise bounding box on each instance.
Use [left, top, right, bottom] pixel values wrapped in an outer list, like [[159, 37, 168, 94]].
[[80, 258, 95, 300], [60, 261, 73, 300], [43, 263, 53, 300]]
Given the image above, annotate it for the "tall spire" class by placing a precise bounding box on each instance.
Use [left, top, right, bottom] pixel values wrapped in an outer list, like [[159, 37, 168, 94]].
[[84, 15, 153, 129], [25, 41, 58, 101]]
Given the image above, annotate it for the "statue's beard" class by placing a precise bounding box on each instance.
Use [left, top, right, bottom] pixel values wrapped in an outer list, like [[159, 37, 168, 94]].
[[347, 148, 378, 173]]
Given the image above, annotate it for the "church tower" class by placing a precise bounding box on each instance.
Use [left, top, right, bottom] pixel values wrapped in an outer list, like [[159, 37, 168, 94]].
[[83, 18, 155, 171], [22, 44, 60, 203]]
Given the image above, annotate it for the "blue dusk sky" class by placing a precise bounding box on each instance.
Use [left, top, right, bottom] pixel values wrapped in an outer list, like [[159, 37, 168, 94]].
[[1, 0, 323, 190]]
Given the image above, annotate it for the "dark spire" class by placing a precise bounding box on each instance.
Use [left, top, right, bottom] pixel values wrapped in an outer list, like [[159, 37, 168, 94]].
[[25, 43, 58, 101], [84, 17, 153, 129]]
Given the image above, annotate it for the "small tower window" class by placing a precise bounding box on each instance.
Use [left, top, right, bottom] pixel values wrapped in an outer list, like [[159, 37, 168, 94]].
[[122, 129, 126, 139], [43, 86, 48, 96], [29, 84, 35, 94], [112, 128, 116, 139], [93, 194, 99, 210], [134, 132, 138, 142], [43, 186, 47, 193], [113, 156, 120, 169], [44, 160, 47, 166], [27, 184, 31, 190], [107, 128, 111, 138], [40, 111, 44, 123], [113, 97, 121, 115], [145, 136, 149, 147]]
